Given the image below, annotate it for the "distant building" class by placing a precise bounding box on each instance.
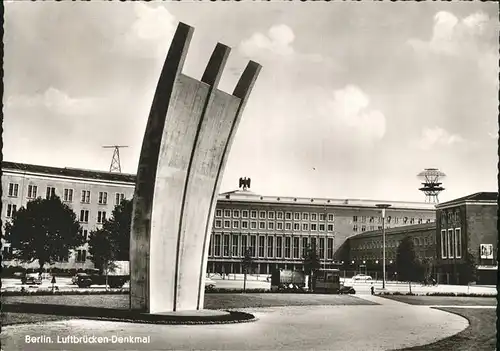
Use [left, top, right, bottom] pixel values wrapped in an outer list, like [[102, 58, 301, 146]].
[[2, 161, 135, 269], [435, 192, 498, 285], [2, 161, 437, 272]]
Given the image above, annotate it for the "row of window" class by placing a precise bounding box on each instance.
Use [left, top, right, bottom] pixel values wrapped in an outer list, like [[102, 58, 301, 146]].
[[7, 183, 126, 206], [353, 215, 432, 225], [353, 236, 433, 251], [440, 228, 462, 259], [441, 211, 460, 224], [214, 219, 334, 232], [79, 210, 107, 224], [209, 234, 335, 260], [215, 209, 334, 222]]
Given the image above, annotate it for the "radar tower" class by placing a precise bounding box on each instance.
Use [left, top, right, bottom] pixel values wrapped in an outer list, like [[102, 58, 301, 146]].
[[417, 168, 446, 203]]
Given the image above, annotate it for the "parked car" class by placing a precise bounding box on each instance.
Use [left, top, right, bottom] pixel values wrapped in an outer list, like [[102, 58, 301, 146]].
[[338, 283, 356, 294], [205, 278, 216, 290], [352, 274, 372, 281], [21, 273, 42, 285], [72, 273, 88, 285]]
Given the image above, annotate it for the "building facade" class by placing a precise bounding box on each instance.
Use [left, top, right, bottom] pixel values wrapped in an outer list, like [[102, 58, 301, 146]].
[[207, 189, 436, 275], [435, 192, 498, 285], [2, 162, 135, 269], [2, 161, 436, 272]]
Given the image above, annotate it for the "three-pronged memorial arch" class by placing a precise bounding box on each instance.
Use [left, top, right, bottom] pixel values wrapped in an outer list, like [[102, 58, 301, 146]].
[[129, 22, 261, 313]]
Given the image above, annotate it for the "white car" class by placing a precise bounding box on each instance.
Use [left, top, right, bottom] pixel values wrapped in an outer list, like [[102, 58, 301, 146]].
[[352, 274, 372, 281], [205, 278, 216, 290]]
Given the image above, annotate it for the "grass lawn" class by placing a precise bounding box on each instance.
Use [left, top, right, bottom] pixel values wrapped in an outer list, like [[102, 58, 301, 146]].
[[380, 295, 497, 306], [2, 293, 376, 326], [395, 307, 497, 351]]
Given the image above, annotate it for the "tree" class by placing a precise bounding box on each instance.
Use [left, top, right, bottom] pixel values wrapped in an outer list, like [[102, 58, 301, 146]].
[[396, 236, 420, 293], [242, 247, 253, 292], [102, 198, 132, 260], [5, 196, 83, 272], [458, 251, 477, 284], [303, 242, 321, 290]]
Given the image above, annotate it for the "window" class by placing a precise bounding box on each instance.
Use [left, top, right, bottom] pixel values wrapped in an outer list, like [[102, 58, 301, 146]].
[[250, 221, 257, 229], [302, 223, 309, 231], [223, 235, 230, 256], [216, 209, 222, 217], [311, 223, 317, 231], [294, 212, 300, 220], [115, 193, 125, 206], [447, 229, 454, 258], [440, 230, 447, 258], [285, 222, 292, 230], [293, 223, 300, 231], [293, 237, 300, 258], [353, 225, 358, 232], [215, 220, 222, 228], [224, 220, 231, 228], [268, 222, 275, 230], [242, 210, 249, 218], [81, 190, 90, 204], [214, 234, 221, 256], [250, 210, 257, 219], [311, 237, 317, 249], [378, 226, 382, 230], [277, 222, 283, 230], [233, 221, 239, 229], [79, 229, 89, 241], [395, 217, 399, 224], [302, 237, 309, 256], [241, 221, 249, 229], [97, 211, 107, 224], [418, 218, 423, 224], [241, 235, 248, 255], [27, 185, 37, 199], [76, 250, 87, 263], [284, 237, 291, 258], [259, 211, 266, 219], [46, 187, 56, 199], [259, 222, 266, 230], [224, 209, 231, 217], [277, 211, 284, 220], [63, 189, 73, 202], [80, 210, 89, 223], [276, 237, 283, 258], [369, 217, 374, 223], [233, 210, 240, 218], [302, 213, 309, 221], [208, 236, 213, 256], [232, 235, 239, 256], [259, 236, 265, 257], [327, 214, 334, 222], [285, 212, 292, 220], [6, 204, 17, 218], [311, 213, 318, 221], [455, 228, 462, 258], [410, 218, 415, 224], [361, 225, 366, 232], [267, 237, 274, 258], [8, 183, 20, 197], [319, 238, 325, 258], [319, 213, 326, 221], [327, 224, 334, 232], [319, 224, 325, 232], [370, 226, 374, 231], [327, 238, 334, 259], [250, 235, 257, 257], [361, 216, 366, 223], [268, 211, 275, 220]]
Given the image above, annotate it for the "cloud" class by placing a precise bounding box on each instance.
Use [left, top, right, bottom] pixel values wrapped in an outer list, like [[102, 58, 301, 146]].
[[316, 85, 386, 143], [414, 126, 465, 150], [239, 24, 295, 57], [408, 11, 495, 57]]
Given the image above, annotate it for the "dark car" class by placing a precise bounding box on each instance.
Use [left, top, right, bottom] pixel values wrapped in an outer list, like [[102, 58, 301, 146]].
[[21, 273, 42, 285], [338, 284, 356, 294]]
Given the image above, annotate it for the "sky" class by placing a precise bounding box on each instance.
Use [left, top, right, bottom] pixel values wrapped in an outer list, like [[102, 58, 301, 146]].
[[4, 1, 498, 203]]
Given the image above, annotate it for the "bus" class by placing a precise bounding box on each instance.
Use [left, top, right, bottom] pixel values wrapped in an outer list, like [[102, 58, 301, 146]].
[[313, 268, 341, 293]]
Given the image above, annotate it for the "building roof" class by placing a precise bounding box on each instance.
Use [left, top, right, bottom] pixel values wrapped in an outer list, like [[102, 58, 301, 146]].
[[348, 222, 436, 240], [436, 192, 498, 209], [2, 161, 136, 184], [218, 189, 436, 210]]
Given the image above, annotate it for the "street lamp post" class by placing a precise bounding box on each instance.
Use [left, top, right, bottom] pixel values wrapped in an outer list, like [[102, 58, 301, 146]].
[[376, 204, 391, 290]]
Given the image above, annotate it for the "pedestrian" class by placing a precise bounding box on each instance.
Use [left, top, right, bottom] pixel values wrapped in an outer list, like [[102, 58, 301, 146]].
[[370, 284, 374, 295]]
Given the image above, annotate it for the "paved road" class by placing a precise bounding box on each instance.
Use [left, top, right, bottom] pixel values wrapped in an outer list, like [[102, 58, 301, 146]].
[[1, 295, 468, 351]]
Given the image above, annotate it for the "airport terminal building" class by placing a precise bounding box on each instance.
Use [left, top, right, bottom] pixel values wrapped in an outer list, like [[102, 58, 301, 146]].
[[2, 161, 436, 272]]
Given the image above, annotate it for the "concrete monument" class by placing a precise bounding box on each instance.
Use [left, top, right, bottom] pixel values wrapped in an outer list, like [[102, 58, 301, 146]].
[[129, 22, 261, 313]]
